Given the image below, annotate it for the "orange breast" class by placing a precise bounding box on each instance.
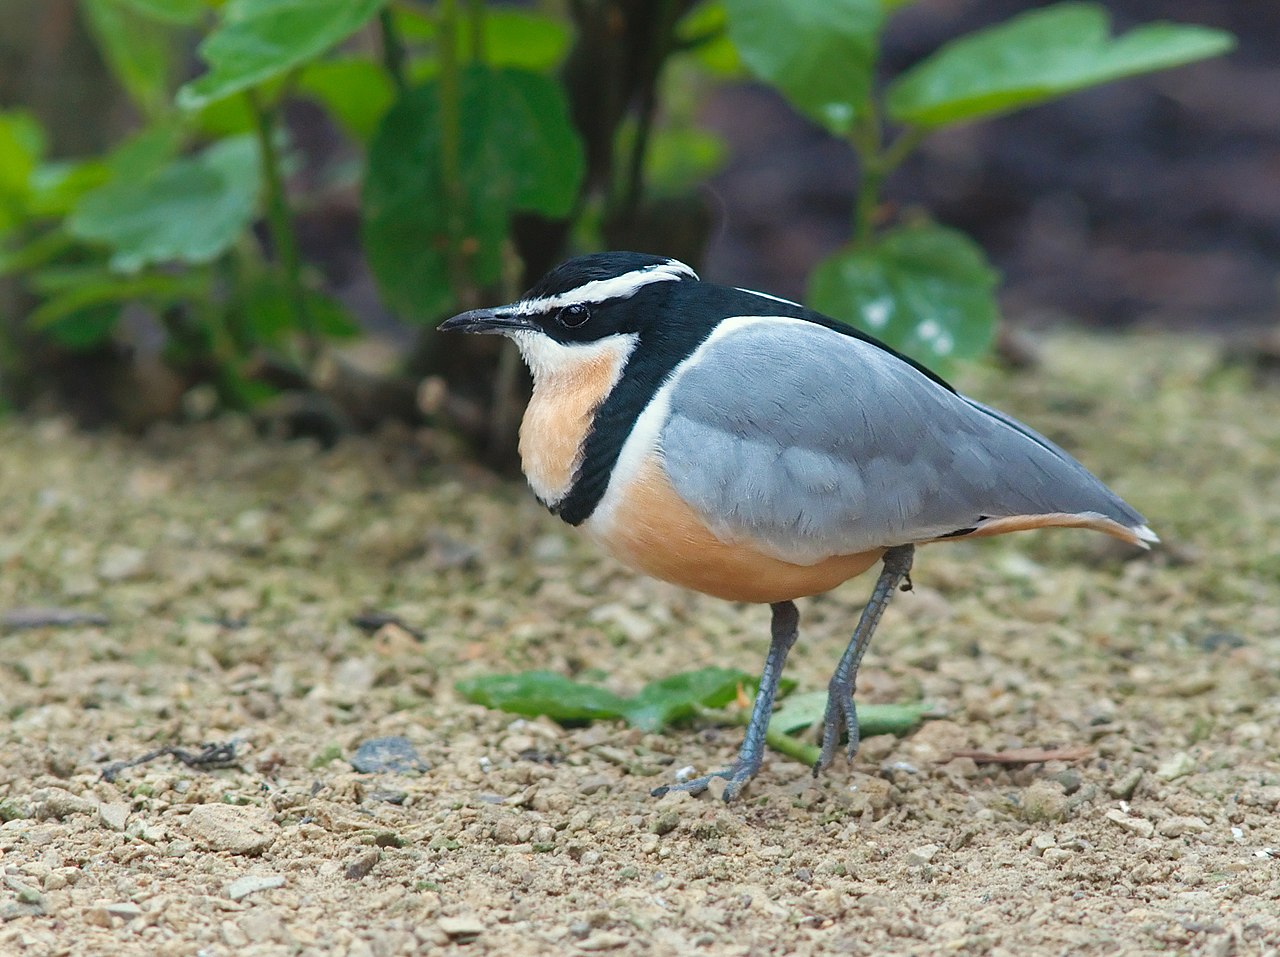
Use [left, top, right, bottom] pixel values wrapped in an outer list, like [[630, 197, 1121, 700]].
[[594, 457, 884, 604], [519, 346, 630, 506]]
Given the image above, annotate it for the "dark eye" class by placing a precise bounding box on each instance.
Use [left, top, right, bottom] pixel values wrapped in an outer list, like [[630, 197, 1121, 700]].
[[558, 304, 590, 328]]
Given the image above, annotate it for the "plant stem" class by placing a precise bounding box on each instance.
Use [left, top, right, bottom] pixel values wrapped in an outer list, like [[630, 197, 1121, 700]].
[[700, 705, 821, 767], [379, 7, 408, 93], [617, 0, 681, 223], [436, 0, 469, 305], [246, 89, 315, 361], [851, 106, 928, 248], [466, 0, 485, 62]]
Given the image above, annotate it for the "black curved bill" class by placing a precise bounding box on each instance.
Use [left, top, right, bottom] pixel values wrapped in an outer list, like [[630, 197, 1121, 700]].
[[437, 307, 533, 334]]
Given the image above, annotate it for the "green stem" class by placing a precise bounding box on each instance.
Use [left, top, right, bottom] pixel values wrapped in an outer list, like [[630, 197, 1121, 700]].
[[436, 0, 469, 304], [617, 0, 681, 223], [247, 89, 314, 360], [850, 106, 884, 248], [379, 7, 408, 93], [466, 0, 485, 62], [696, 705, 821, 767]]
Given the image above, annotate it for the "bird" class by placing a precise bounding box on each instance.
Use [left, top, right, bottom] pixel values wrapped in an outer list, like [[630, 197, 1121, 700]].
[[439, 251, 1157, 802]]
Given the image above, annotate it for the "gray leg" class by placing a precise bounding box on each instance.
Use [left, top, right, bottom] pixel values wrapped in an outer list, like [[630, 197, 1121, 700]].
[[814, 544, 914, 776], [652, 600, 800, 802]]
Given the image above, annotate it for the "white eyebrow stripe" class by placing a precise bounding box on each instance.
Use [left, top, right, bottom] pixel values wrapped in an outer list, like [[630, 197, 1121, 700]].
[[513, 259, 698, 316], [735, 287, 804, 309]]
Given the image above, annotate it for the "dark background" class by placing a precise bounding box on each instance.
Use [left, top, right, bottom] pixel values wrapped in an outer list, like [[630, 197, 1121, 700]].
[[3, 0, 1275, 341]]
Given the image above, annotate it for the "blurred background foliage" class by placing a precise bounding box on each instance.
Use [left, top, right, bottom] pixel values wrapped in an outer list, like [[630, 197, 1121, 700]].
[[0, 0, 1246, 456]]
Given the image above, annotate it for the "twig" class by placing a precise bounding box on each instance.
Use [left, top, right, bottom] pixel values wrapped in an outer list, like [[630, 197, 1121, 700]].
[[100, 742, 241, 783]]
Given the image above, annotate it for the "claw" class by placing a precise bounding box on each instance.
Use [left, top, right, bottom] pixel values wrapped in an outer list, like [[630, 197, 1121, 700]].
[[651, 764, 755, 802]]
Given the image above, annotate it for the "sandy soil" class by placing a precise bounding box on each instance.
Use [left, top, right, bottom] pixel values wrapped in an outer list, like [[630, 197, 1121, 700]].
[[1, 334, 1278, 957]]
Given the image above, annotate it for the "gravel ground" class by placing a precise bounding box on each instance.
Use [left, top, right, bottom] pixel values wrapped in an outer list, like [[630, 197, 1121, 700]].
[[1, 334, 1278, 957]]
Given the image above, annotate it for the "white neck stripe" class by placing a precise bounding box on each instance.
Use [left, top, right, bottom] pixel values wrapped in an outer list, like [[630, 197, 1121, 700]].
[[513, 260, 697, 316]]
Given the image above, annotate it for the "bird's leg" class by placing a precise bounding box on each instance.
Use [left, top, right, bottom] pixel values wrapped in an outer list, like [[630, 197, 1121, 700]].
[[815, 544, 915, 776], [652, 600, 800, 803]]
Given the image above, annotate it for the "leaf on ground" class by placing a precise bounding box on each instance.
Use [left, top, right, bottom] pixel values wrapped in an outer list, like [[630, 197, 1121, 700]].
[[807, 221, 999, 369], [620, 667, 753, 732], [456, 666, 782, 732], [886, 2, 1235, 128], [177, 0, 391, 109], [456, 672, 628, 724], [769, 690, 928, 738]]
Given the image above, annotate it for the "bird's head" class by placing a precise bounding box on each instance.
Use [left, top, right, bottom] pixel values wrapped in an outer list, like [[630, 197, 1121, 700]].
[[438, 251, 699, 379]]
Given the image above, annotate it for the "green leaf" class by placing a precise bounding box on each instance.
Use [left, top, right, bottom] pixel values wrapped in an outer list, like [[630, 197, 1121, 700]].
[[643, 127, 727, 196], [39, 304, 121, 351], [28, 159, 111, 218], [0, 229, 77, 277], [362, 66, 584, 320], [114, 0, 205, 24], [723, 0, 883, 134], [621, 667, 753, 732], [27, 269, 207, 330], [296, 59, 395, 144], [807, 223, 999, 367], [0, 111, 45, 233], [177, 0, 391, 109], [886, 2, 1236, 128], [455, 672, 628, 724], [769, 690, 929, 738], [394, 8, 571, 72], [677, 2, 742, 78], [240, 275, 359, 345], [79, 0, 177, 117], [68, 134, 262, 272]]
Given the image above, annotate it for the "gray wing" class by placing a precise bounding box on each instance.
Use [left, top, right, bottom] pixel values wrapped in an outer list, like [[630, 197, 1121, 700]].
[[659, 319, 1149, 565]]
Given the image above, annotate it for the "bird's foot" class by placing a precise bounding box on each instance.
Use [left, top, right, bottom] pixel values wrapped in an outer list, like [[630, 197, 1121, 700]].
[[813, 684, 860, 777], [651, 762, 757, 803]]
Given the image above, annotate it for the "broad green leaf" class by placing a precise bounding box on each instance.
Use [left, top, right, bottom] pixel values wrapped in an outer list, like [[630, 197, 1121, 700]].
[[38, 304, 120, 350], [887, 2, 1236, 128], [643, 127, 727, 196], [177, 0, 390, 109], [455, 672, 628, 723], [723, 0, 883, 134], [104, 121, 185, 181], [621, 667, 753, 732], [807, 223, 999, 367], [68, 135, 261, 271], [29, 159, 111, 218], [769, 690, 928, 738], [394, 8, 571, 72], [80, 0, 177, 117], [27, 269, 207, 329], [115, 0, 205, 24], [297, 59, 395, 144], [0, 230, 77, 277], [240, 275, 360, 345], [363, 66, 584, 320], [677, 2, 742, 77], [0, 112, 44, 232]]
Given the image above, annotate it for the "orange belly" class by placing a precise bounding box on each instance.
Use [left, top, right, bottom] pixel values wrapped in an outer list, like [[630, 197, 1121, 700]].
[[592, 457, 884, 603]]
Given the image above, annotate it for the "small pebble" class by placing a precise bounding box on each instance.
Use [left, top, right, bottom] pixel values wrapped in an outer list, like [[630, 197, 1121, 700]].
[[104, 902, 142, 920], [1105, 809, 1155, 838], [97, 803, 130, 831], [345, 849, 381, 880], [907, 843, 940, 866], [438, 916, 485, 940], [350, 737, 429, 775], [1158, 816, 1209, 838], [1109, 768, 1144, 800], [225, 875, 285, 901], [184, 804, 279, 856], [1155, 751, 1196, 782]]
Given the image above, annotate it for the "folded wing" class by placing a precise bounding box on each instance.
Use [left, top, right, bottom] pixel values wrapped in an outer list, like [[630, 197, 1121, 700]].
[[660, 318, 1154, 566]]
